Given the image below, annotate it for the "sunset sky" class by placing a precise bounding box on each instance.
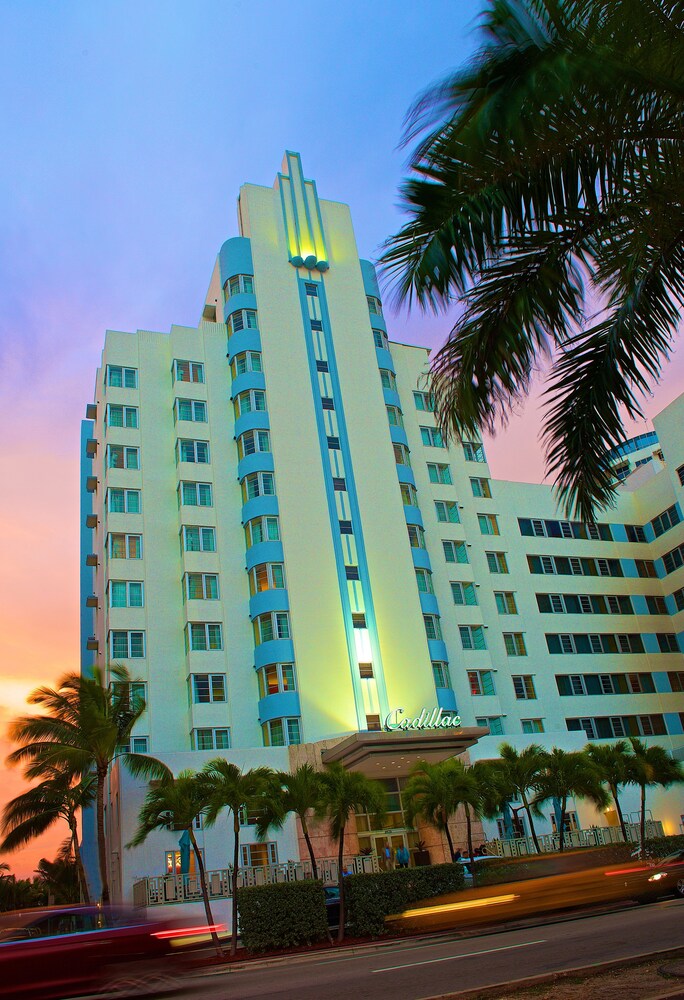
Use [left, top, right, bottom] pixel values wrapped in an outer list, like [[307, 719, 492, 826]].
[[1, 1, 682, 879]]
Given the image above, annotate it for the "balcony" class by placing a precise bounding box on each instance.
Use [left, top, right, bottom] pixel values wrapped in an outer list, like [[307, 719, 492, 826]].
[[86, 476, 98, 493], [86, 636, 99, 651], [85, 595, 98, 608], [86, 403, 97, 420], [85, 439, 98, 457], [85, 514, 97, 529], [85, 554, 98, 567]]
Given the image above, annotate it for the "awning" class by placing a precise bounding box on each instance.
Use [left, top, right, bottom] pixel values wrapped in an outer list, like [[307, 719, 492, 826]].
[[320, 727, 488, 777]]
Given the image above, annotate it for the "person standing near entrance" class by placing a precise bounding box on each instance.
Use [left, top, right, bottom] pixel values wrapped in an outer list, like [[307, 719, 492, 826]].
[[383, 841, 394, 870], [396, 844, 410, 868]]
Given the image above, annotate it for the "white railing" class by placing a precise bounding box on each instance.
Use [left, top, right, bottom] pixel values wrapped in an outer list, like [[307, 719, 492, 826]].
[[134, 854, 379, 907], [487, 820, 665, 858]]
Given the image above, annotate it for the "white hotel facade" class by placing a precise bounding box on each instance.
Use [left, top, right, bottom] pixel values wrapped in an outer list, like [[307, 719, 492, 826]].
[[81, 153, 684, 903]]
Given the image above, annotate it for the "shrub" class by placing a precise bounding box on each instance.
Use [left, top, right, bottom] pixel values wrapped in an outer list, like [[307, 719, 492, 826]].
[[643, 834, 684, 857], [237, 879, 329, 952], [345, 862, 465, 937]]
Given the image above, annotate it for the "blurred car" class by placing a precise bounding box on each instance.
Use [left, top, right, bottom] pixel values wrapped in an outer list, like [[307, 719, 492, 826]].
[[0, 903, 192, 998], [619, 848, 684, 903]]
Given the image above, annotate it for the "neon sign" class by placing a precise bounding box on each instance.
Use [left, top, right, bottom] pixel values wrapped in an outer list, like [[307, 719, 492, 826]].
[[383, 707, 462, 732]]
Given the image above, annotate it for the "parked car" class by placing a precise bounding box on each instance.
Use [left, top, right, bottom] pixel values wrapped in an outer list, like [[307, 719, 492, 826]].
[[324, 885, 341, 928]]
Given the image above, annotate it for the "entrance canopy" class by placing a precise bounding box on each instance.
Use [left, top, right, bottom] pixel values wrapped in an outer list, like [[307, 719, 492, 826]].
[[321, 727, 487, 777]]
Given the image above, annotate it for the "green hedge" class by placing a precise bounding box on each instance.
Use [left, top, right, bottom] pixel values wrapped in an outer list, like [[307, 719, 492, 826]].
[[237, 879, 329, 952], [345, 862, 466, 937], [643, 834, 684, 856]]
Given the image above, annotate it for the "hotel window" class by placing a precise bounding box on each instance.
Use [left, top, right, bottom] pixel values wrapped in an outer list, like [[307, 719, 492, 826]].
[[451, 581, 477, 605], [379, 369, 397, 390], [175, 399, 207, 423], [352, 613, 367, 628], [311, 320, 323, 331], [244, 515, 279, 547], [194, 728, 230, 750], [393, 443, 411, 467], [249, 563, 285, 594], [415, 568, 434, 593], [463, 441, 486, 462], [322, 397, 335, 411], [414, 391, 435, 411], [407, 524, 426, 549], [432, 661, 451, 688], [262, 718, 301, 747], [333, 476, 347, 491], [174, 360, 204, 383], [182, 526, 216, 552], [470, 477, 492, 498], [677, 464, 684, 486], [179, 481, 213, 507], [427, 463, 452, 485], [177, 439, 210, 464], [185, 573, 219, 600], [651, 505, 682, 537], [365, 715, 382, 732], [468, 670, 495, 696], [443, 540, 468, 563], [420, 426, 445, 447], [387, 405, 404, 427], [338, 520, 353, 536], [435, 500, 459, 523], [327, 436, 341, 450], [107, 445, 139, 470], [657, 633, 680, 652], [224, 274, 254, 298], [460, 625, 486, 650], [486, 551, 509, 574], [645, 595, 667, 614], [109, 630, 145, 659], [513, 675, 537, 700], [316, 359, 329, 372], [476, 716, 504, 735], [668, 671, 684, 692], [241, 842, 278, 867], [234, 389, 267, 417], [626, 524, 647, 543], [107, 404, 138, 428], [478, 513, 500, 535], [522, 719, 545, 734], [237, 429, 271, 459], [373, 328, 389, 349], [672, 587, 684, 611], [230, 350, 262, 378], [191, 674, 226, 703], [423, 614, 442, 641], [504, 633, 527, 656], [113, 681, 146, 711], [663, 543, 684, 575], [258, 663, 296, 698], [109, 580, 144, 608], [118, 735, 149, 754], [495, 591, 518, 614], [253, 612, 291, 645], [107, 488, 140, 513], [241, 471, 275, 501], [359, 663, 374, 679], [106, 365, 138, 389], [227, 309, 258, 335], [367, 295, 383, 316], [187, 623, 223, 652], [345, 565, 360, 581], [108, 533, 142, 559]]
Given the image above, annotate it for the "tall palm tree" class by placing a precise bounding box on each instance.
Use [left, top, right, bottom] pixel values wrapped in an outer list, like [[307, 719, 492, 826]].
[[202, 760, 274, 956], [34, 840, 80, 904], [496, 743, 548, 853], [625, 737, 684, 854], [317, 763, 385, 943], [381, 0, 684, 520], [128, 770, 223, 957], [585, 740, 631, 841], [533, 748, 609, 851], [255, 764, 324, 879], [403, 759, 479, 865], [6, 665, 171, 904], [1, 767, 95, 903]]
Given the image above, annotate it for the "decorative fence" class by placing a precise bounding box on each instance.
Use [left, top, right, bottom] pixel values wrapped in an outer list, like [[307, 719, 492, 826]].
[[486, 820, 664, 859], [133, 853, 379, 908]]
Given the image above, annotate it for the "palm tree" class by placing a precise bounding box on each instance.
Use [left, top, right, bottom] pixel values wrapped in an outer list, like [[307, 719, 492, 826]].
[[533, 748, 609, 851], [34, 840, 80, 904], [128, 770, 223, 958], [202, 760, 274, 956], [625, 738, 684, 854], [403, 759, 479, 865], [6, 665, 171, 905], [495, 744, 548, 853], [585, 741, 632, 841], [317, 763, 385, 943], [255, 764, 324, 879], [381, 0, 684, 520], [1, 766, 95, 903]]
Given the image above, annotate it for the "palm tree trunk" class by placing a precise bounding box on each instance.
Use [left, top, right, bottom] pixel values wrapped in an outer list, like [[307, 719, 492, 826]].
[[639, 783, 646, 854], [69, 814, 91, 905], [300, 814, 318, 880], [231, 813, 240, 957], [443, 814, 455, 861], [521, 793, 540, 853], [558, 797, 567, 853], [96, 768, 109, 904], [189, 827, 222, 958], [336, 822, 346, 944], [464, 805, 475, 886], [610, 783, 628, 841]]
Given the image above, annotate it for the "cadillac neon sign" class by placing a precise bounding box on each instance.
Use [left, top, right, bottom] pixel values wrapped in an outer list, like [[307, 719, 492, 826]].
[[383, 707, 462, 732]]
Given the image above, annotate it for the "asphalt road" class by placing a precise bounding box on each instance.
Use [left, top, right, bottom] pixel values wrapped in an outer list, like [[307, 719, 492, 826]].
[[178, 898, 684, 999]]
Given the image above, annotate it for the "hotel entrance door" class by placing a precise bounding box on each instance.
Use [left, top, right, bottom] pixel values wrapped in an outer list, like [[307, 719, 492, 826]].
[[372, 833, 410, 870]]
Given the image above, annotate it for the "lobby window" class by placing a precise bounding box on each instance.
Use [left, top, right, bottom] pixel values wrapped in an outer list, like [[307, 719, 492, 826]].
[[432, 661, 451, 689], [386, 405, 404, 427], [468, 670, 495, 696], [463, 441, 486, 462], [495, 591, 518, 614], [107, 488, 140, 513], [106, 365, 138, 389], [253, 612, 291, 645], [174, 360, 204, 383], [443, 540, 468, 563], [107, 404, 138, 428], [194, 728, 230, 751], [249, 563, 285, 594], [407, 524, 426, 549], [262, 718, 301, 747], [185, 573, 219, 601], [373, 328, 389, 349], [504, 633, 527, 656], [460, 625, 486, 650], [421, 427, 445, 448], [379, 369, 396, 391], [486, 551, 509, 574], [451, 581, 477, 605], [107, 445, 139, 470], [187, 623, 223, 652], [230, 350, 262, 379], [108, 533, 142, 559], [470, 477, 492, 498], [237, 429, 270, 459], [435, 500, 459, 523], [367, 295, 383, 316], [109, 580, 144, 608], [415, 568, 434, 593], [258, 663, 296, 697], [227, 309, 258, 335], [413, 391, 434, 411], [522, 719, 545, 734], [175, 399, 207, 423], [427, 463, 452, 485], [393, 443, 411, 467], [478, 513, 500, 536], [109, 630, 145, 659], [224, 274, 254, 298], [179, 481, 213, 507], [177, 439, 210, 464], [513, 675, 537, 700], [244, 515, 279, 547], [182, 526, 216, 552], [423, 614, 442, 641], [234, 389, 267, 417], [476, 716, 503, 735], [191, 674, 226, 703], [241, 471, 275, 501]]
